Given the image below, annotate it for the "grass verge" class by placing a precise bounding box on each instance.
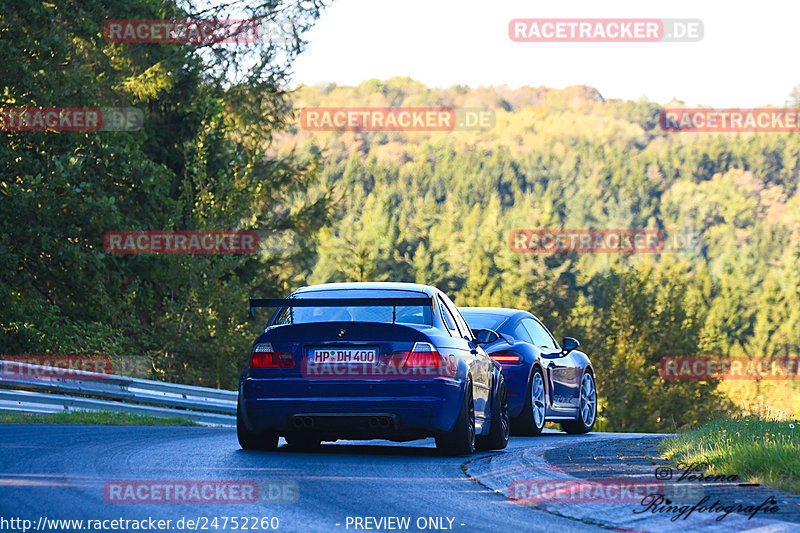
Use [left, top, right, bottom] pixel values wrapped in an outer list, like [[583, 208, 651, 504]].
[[0, 410, 199, 426], [659, 417, 799, 493]]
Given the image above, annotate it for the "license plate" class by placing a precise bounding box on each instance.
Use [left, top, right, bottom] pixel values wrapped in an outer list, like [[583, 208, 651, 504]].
[[308, 348, 378, 364]]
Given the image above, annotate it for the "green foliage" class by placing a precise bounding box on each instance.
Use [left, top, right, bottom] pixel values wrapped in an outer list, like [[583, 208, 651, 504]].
[[572, 259, 735, 432], [0, 0, 330, 389]]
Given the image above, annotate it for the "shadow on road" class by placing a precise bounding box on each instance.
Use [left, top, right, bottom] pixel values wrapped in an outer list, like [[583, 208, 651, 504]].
[[233, 431, 594, 458], [237, 442, 445, 458]]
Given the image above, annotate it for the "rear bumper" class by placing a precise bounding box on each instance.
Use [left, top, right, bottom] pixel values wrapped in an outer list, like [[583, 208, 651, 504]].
[[239, 377, 466, 440]]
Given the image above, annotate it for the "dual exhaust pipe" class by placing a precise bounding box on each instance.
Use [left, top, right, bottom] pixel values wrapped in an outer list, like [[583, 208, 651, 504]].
[[293, 416, 314, 428], [292, 415, 393, 428], [368, 416, 392, 428]]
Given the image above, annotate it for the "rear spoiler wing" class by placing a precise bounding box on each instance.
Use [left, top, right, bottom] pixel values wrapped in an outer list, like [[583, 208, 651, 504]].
[[249, 297, 436, 319]]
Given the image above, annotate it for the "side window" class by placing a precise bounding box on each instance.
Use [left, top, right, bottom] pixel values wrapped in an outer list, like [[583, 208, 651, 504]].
[[523, 318, 557, 350], [440, 293, 472, 341], [513, 321, 534, 343], [438, 297, 458, 335]]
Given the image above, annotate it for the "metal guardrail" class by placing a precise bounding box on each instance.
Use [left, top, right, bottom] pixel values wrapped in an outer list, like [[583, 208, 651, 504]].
[[0, 360, 237, 426]]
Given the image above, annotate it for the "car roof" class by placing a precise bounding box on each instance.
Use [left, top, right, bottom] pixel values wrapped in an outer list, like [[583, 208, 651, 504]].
[[293, 282, 436, 297], [458, 306, 536, 321]]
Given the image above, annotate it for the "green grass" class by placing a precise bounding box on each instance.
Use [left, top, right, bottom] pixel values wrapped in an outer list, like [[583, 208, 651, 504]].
[[660, 417, 800, 493], [0, 410, 200, 426]]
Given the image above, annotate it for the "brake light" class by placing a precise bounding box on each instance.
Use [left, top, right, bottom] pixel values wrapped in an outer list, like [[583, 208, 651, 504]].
[[404, 351, 442, 367], [392, 342, 443, 367], [490, 351, 522, 364], [250, 343, 295, 368]]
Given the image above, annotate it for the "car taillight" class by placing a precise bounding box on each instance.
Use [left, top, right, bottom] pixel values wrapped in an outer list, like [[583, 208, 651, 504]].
[[392, 342, 443, 367], [490, 351, 522, 364], [250, 343, 295, 368]]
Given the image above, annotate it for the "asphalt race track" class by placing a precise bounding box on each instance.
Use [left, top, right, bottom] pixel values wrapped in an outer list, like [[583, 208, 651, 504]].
[[0, 425, 661, 533]]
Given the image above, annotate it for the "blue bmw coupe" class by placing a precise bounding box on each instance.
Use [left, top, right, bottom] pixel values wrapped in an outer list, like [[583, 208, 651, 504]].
[[237, 282, 510, 455], [459, 307, 597, 435]]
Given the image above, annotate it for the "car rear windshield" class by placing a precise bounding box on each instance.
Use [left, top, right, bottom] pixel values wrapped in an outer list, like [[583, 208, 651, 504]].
[[271, 289, 433, 326], [459, 311, 508, 331]]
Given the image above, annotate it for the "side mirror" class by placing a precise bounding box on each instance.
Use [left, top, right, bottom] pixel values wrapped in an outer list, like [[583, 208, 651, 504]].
[[562, 337, 580, 355], [472, 329, 500, 345]]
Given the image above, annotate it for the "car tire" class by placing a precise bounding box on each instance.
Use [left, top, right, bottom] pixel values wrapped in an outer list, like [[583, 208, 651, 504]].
[[560, 372, 597, 434], [237, 403, 278, 451], [285, 435, 322, 450], [435, 380, 476, 456], [512, 366, 546, 436], [476, 374, 509, 451]]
